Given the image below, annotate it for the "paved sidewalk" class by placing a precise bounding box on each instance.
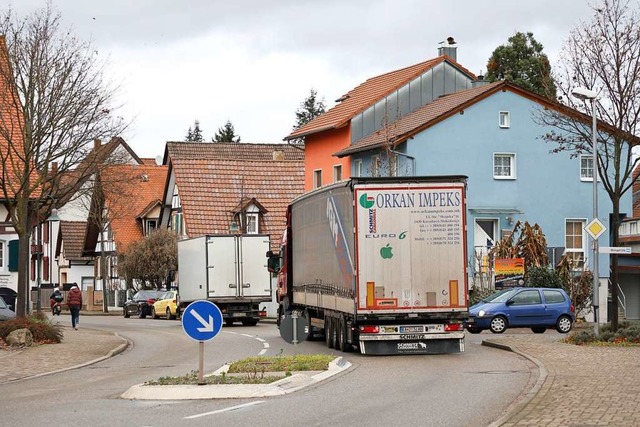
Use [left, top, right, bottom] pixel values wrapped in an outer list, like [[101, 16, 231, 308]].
[[1, 321, 638, 426], [0, 326, 127, 383]]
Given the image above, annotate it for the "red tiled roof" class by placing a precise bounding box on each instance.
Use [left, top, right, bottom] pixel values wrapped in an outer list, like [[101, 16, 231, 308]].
[[335, 82, 502, 156], [0, 35, 38, 199], [59, 221, 92, 262], [103, 164, 168, 252], [166, 142, 305, 250], [285, 56, 476, 140]]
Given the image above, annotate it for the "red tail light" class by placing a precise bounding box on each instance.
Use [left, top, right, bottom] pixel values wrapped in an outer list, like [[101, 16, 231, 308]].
[[258, 311, 267, 317], [445, 323, 464, 332], [147, 299, 156, 304], [359, 325, 380, 334]]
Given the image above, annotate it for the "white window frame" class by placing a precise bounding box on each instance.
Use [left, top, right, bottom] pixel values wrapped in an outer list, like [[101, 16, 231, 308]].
[[493, 153, 516, 179], [144, 219, 157, 235], [499, 111, 510, 128], [631, 221, 638, 235], [565, 219, 586, 270], [333, 164, 342, 182], [171, 212, 183, 237], [313, 169, 322, 189], [580, 154, 595, 181], [0, 240, 5, 271], [354, 159, 363, 177], [372, 155, 381, 177], [246, 213, 258, 234]]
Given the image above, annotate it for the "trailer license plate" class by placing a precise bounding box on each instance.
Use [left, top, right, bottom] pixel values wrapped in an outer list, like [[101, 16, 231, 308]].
[[427, 324, 444, 332], [400, 326, 423, 333]]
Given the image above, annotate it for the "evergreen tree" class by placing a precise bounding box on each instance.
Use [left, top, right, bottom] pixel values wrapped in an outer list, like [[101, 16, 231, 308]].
[[184, 119, 204, 142], [293, 88, 326, 130], [213, 120, 241, 143], [486, 32, 557, 100]]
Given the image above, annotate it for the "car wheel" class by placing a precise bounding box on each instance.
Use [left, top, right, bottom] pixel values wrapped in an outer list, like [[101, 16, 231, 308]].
[[139, 308, 146, 319], [466, 327, 482, 334], [531, 327, 546, 334], [167, 307, 176, 320], [152, 307, 159, 319], [489, 316, 508, 334], [556, 315, 573, 333]]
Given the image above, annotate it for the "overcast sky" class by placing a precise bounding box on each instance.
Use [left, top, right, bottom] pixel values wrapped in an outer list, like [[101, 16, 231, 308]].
[[3, 0, 601, 160]]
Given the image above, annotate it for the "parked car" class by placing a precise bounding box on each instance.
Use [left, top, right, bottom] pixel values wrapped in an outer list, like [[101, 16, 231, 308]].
[[0, 287, 17, 311], [152, 291, 179, 320], [466, 287, 575, 334], [0, 296, 16, 321], [123, 290, 166, 319]]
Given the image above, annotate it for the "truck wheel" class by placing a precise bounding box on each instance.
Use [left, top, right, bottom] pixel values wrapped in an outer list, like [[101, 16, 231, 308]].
[[242, 319, 258, 326], [337, 316, 352, 352], [325, 317, 335, 349], [225, 319, 234, 326]]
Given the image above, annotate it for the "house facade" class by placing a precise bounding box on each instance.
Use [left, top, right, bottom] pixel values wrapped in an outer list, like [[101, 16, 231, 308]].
[[333, 81, 635, 322], [285, 39, 477, 191]]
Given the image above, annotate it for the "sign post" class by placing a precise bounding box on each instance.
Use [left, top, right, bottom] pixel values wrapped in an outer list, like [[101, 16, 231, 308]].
[[182, 300, 223, 385]]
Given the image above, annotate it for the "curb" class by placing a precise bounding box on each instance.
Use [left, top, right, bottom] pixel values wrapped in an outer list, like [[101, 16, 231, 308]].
[[482, 339, 548, 427], [0, 331, 129, 384], [121, 356, 352, 400]]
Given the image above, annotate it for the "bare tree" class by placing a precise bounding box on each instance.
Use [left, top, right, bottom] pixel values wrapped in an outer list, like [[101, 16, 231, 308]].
[[0, 5, 127, 316], [537, 0, 640, 331]]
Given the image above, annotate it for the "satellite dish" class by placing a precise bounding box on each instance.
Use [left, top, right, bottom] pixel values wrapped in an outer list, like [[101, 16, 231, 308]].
[[155, 155, 163, 166]]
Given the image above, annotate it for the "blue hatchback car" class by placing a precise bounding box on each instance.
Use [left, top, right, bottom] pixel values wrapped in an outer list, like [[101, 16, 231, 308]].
[[466, 287, 575, 334]]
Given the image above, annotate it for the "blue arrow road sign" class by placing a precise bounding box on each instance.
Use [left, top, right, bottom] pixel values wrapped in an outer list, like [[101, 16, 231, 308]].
[[182, 300, 223, 342]]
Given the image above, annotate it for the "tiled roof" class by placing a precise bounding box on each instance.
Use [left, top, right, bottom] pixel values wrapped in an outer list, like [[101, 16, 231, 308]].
[[166, 142, 305, 250], [335, 82, 502, 156], [0, 36, 37, 199], [285, 56, 476, 140], [59, 221, 92, 262], [102, 164, 168, 252], [334, 80, 640, 157]]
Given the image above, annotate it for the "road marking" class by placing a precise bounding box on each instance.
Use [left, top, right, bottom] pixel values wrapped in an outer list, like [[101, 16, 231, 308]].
[[184, 401, 265, 419], [223, 331, 270, 356]]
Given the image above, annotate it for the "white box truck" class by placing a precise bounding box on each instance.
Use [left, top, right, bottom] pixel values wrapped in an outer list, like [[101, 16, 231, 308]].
[[178, 234, 272, 326], [268, 176, 469, 354]]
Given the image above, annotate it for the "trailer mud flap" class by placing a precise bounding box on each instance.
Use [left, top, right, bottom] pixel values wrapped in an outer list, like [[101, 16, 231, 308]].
[[359, 339, 464, 355]]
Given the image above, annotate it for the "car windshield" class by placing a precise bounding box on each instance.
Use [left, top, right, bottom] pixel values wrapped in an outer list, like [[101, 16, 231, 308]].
[[0, 296, 6, 309], [482, 288, 518, 303], [135, 291, 164, 300]]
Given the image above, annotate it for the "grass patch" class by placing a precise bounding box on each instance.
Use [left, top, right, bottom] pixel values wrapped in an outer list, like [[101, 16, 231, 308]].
[[144, 354, 336, 386]]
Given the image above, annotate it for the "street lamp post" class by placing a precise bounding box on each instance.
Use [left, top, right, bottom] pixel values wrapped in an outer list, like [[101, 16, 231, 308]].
[[572, 87, 599, 336]]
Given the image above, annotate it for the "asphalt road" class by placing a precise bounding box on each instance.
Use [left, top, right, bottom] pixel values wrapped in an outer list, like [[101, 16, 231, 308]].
[[0, 316, 536, 427]]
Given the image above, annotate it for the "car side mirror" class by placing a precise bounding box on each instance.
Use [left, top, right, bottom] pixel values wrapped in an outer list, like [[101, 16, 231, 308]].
[[505, 300, 514, 306]]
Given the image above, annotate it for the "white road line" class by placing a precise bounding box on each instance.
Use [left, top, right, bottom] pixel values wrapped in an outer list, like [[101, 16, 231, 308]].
[[222, 331, 270, 356], [184, 401, 265, 419], [241, 333, 253, 338], [255, 337, 266, 342]]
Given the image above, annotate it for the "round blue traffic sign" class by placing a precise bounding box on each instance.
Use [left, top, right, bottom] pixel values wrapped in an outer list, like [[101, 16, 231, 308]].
[[181, 300, 223, 342]]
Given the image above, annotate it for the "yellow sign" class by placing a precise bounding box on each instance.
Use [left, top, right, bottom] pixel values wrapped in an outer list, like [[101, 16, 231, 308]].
[[585, 218, 606, 240]]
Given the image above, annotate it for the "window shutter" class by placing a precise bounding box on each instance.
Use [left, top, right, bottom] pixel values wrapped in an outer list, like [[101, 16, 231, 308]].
[[43, 256, 50, 281], [8, 240, 19, 272]]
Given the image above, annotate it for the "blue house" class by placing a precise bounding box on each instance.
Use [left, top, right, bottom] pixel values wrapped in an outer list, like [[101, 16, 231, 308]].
[[334, 80, 634, 322]]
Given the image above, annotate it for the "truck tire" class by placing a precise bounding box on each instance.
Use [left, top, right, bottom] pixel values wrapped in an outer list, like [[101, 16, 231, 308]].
[[325, 317, 335, 349], [242, 319, 258, 326], [336, 316, 352, 352]]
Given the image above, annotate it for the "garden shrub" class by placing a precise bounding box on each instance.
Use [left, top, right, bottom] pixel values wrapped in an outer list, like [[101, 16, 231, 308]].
[[0, 315, 63, 343]]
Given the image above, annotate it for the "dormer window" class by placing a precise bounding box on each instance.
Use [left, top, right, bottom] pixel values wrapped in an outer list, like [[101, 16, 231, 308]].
[[232, 198, 267, 235], [246, 214, 258, 234]]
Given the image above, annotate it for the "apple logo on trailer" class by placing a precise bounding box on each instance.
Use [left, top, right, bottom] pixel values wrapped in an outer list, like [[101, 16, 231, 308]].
[[380, 244, 393, 259]]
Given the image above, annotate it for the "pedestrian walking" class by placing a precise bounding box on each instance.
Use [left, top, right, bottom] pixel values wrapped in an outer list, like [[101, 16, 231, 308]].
[[67, 284, 83, 330]]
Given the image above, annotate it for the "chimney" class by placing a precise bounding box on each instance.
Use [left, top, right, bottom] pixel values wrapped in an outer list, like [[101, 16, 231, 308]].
[[437, 36, 457, 62], [472, 72, 490, 88], [94, 139, 101, 150]]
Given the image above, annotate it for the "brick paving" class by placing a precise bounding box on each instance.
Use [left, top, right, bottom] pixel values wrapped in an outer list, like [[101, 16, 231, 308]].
[[0, 326, 126, 383], [485, 334, 640, 427]]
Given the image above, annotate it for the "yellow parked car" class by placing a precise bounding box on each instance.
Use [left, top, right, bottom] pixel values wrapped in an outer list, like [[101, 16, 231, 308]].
[[151, 291, 179, 320]]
